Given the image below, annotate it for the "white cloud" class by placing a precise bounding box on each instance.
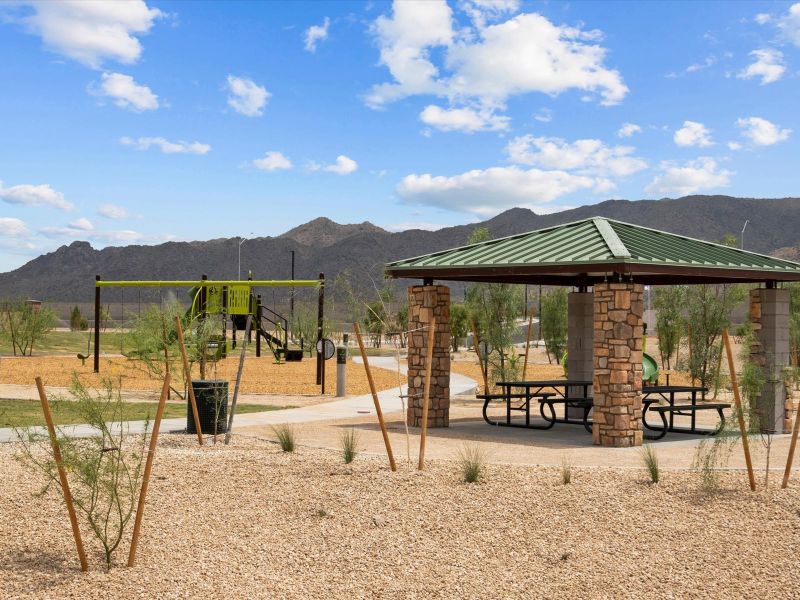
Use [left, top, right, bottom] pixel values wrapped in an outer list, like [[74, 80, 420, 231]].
[[727, 141, 742, 150], [461, 0, 520, 28], [18, 0, 163, 68], [93, 72, 158, 111], [323, 155, 358, 175], [120, 136, 211, 155], [396, 166, 600, 216], [383, 221, 445, 232], [97, 203, 130, 219], [617, 123, 642, 138], [367, 2, 627, 126], [0, 180, 73, 210], [736, 116, 791, 145], [778, 3, 800, 46], [686, 55, 717, 73], [505, 135, 647, 177], [304, 17, 330, 52], [533, 107, 552, 123], [673, 121, 714, 147], [419, 104, 509, 132], [0, 217, 30, 237], [645, 157, 732, 196], [40, 224, 144, 242], [252, 151, 293, 171], [737, 48, 786, 84], [226, 75, 270, 117], [755, 13, 772, 25], [68, 217, 93, 231]]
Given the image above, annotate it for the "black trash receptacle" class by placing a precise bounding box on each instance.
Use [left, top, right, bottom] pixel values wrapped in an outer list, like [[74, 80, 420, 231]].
[[187, 380, 228, 434]]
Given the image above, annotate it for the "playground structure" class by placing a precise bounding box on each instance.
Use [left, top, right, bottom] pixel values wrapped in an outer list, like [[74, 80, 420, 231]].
[[92, 274, 326, 389]]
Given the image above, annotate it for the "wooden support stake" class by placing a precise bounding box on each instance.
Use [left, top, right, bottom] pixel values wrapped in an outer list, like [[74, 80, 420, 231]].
[[418, 317, 436, 471], [353, 322, 396, 471], [225, 314, 252, 445], [522, 310, 534, 381], [782, 399, 800, 489], [127, 373, 170, 567], [471, 319, 489, 394], [688, 324, 694, 386], [722, 329, 756, 492], [174, 316, 204, 446], [35, 377, 88, 572]]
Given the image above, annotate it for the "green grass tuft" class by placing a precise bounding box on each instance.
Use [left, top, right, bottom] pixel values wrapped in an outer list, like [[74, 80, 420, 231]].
[[340, 427, 359, 464], [641, 444, 660, 484], [457, 443, 486, 483], [272, 423, 296, 452]]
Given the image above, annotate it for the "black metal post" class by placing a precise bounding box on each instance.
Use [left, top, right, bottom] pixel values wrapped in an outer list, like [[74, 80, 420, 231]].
[[255, 294, 262, 358], [290, 250, 295, 323], [94, 275, 101, 373], [317, 272, 324, 391]]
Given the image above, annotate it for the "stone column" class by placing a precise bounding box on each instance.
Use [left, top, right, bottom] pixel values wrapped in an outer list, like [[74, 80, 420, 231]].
[[592, 282, 644, 447], [749, 288, 792, 433], [407, 285, 451, 428], [567, 291, 593, 418]]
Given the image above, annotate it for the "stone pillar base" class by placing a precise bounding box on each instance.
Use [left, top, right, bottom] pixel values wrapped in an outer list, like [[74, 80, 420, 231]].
[[407, 285, 450, 428], [592, 282, 644, 447]]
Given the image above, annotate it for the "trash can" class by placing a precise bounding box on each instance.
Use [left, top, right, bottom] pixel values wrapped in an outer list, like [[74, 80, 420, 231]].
[[187, 380, 228, 434]]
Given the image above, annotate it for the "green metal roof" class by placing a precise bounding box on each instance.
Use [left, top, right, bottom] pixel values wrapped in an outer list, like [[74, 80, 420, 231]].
[[385, 217, 800, 285]]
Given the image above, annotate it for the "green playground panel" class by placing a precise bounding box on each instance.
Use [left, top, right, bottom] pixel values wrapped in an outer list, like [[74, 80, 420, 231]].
[[228, 285, 251, 315], [206, 286, 223, 314]]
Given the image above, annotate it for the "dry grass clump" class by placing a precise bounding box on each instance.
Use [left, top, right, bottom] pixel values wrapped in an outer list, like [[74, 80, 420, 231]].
[[272, 424, 296, 452], [339, 427, 359, 464], [457, 443, 486, 483], [641, 444, 660, 484], [561, 457, 573, 485]]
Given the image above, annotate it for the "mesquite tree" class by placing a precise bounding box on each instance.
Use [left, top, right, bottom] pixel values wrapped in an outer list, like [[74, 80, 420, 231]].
[[540, 288, 568, 364], [653, 285, 686, 369]]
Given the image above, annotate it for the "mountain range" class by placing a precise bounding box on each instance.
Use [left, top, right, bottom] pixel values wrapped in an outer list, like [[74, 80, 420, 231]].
[[2, 195, 799, 303]]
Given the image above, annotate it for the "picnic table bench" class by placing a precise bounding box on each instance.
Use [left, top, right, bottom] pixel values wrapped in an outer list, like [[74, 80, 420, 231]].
[[480, 380, 593, 430], [642, 385, 730, 439]]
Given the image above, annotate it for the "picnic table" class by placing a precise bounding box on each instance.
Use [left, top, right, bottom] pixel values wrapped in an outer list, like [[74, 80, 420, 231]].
[[641, 385, 730, 439], [480, 379, 593, 431]]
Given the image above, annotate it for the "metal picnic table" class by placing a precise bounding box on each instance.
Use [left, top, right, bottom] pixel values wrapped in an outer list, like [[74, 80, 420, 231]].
[[481, 379, 593, 431], [641, 384, 729, 439]]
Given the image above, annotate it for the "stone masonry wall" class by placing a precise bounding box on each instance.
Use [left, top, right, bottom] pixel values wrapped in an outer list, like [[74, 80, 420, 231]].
[[407, 285, 451, 428], [749, 288, 793, 433], [592, 282, 644, 447]]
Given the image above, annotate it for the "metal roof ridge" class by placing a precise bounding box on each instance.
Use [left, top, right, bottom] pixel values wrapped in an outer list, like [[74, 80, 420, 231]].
[[593, 217, 631, 259]]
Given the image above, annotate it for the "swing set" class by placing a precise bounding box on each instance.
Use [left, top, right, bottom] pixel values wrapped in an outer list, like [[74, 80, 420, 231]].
[[90, 273, 327, 389]]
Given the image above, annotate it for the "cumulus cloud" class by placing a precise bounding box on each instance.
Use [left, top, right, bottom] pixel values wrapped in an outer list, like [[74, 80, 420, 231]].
[[383, 221, 445, 232], [645, 157, 731, 196], [737, 49, 786, 84], [728, 141, 742, 150], [617, 123, 642, 138], [252, 151, 293, 171], [304, 17, 330, 52], [0, 180, 73, 210], [396, 166, 598, 216], [68, 217, 93, 231], [92, 72, 158, 111], [419, 104, 509, 132], [0, 217, 30, 237], [778, 3, 800, 46], [97, 203, 131, 219], [226, 75, 270, 117], [17, 0, 163, 68], [533, 107, 553, 123], [120, 136, 211, 154], [366, 2, 627, 129], [736, 116, 791, 145], [40, 223, 144, 242], [755, 13, 772, 25], [322, 155, 358, 175], [673, 121, 713, 147], [505, 135, 647, 177]]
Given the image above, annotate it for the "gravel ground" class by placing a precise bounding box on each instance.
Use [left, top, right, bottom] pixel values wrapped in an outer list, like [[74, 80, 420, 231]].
[[2, 435, 799, 599]]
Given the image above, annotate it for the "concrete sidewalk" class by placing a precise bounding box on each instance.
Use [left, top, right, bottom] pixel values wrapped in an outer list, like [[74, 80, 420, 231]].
[[0, 356, 477, 443]]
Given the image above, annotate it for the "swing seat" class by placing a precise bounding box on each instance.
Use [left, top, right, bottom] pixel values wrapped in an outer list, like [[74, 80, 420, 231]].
[[77, 353, 89, 366]]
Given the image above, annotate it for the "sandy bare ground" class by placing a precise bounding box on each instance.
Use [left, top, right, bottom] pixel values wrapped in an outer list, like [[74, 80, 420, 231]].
[[0, 355, 400, 397], [1, 435, 799, 599]]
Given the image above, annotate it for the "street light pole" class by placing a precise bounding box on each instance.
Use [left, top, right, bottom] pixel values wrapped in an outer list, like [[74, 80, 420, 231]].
[[238, 237, 248, 280], [290, 250, 295, 321], [740, 220, 749, 250]]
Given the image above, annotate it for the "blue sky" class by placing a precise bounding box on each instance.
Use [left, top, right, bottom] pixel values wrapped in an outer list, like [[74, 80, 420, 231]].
[[1, 0, 799, 271]]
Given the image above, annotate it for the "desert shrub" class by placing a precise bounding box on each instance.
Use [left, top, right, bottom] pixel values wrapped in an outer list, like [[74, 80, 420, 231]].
[[457, 443, 486, 483], [70, 305, 88, 331], [14, 376, 149, 569], [0, 299, 57, 356], [340, 427, 359, 464], [273, 424, 296, 452], [641, 444, 660, 484], [653, 286, 685, 369], [561, 457, 573, 485], [541, 288, 568, 364]]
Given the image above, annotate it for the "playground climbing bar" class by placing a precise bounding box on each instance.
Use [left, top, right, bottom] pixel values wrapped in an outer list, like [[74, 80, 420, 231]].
[[92, 275, 321, 373]]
